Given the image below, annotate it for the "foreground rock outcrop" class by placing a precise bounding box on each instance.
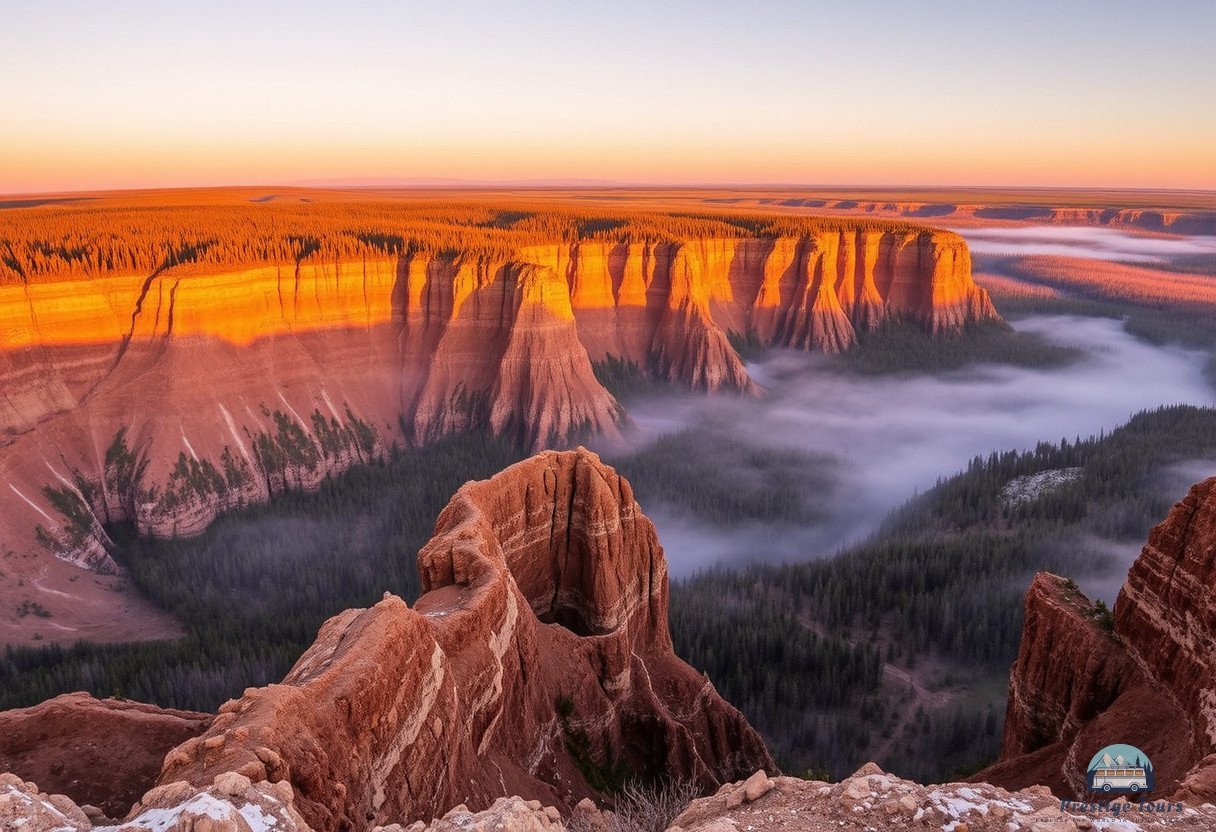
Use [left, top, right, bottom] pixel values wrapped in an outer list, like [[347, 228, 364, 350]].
[[982, 477, 1216, 801], [0, 224, 997, 642], [668, 765, 1216, 831], [0, 692, 211, 819], [9, 764, 1215, 832], [133, 449, 772, 830]]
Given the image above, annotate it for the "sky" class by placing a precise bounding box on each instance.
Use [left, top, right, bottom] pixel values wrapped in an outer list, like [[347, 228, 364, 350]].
[[2, 0, 1214, 193]]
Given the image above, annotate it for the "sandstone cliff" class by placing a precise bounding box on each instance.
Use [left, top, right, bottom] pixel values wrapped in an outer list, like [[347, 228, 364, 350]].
[[0, 229, 996, 642], [134, 449, 773, 830], [981, 477, 1216, 801]]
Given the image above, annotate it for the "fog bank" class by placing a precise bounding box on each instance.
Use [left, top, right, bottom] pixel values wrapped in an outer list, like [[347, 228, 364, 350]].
[[956, 226, 1216, 262], [1075, 458, 1216, 604], [597, 316, 1216, 575]]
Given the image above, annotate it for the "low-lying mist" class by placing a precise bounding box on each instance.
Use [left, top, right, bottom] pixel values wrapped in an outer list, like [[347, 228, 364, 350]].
[[596, 315, 1216, 576], [1070, 458, 1216, 604], [956, 226, 1216, 263]]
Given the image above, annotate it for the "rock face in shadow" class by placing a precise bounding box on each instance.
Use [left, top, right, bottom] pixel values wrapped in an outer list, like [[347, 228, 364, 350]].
[[0, 692, 211, 818], [0, 229, 996, 643], [980, 477, 1216, 801], [149, 449, 774, 830]]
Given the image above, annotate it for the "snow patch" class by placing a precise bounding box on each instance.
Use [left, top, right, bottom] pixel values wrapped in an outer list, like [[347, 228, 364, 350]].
[[928, 787, 1032, 827], [8, 484, 57, 523], [96, 793, 234, 832], [238, 801, 281, 832], [218, 403, 257, 467], [1001, 467, 1085, 508], [1090, 818, 1143, 831], [180, 426, 199, 461]]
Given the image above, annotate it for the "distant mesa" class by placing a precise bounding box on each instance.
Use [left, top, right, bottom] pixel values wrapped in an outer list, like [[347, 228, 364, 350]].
[[0, 200, 998, 642], [713, 194, 1216, 235]]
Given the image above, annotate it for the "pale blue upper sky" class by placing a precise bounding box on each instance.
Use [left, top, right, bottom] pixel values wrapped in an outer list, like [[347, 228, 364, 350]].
[[2, 0, 1213, 192]]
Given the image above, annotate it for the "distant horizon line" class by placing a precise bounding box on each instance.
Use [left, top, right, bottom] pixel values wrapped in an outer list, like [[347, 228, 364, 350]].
[[4, 179, 1216, 200]]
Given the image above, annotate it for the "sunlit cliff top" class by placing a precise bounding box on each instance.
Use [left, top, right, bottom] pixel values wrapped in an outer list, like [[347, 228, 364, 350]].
[[0, 187, 953, 285]]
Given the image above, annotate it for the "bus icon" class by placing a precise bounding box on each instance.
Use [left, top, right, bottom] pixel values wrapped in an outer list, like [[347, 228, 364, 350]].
[[1087, 744, 1155, 794]]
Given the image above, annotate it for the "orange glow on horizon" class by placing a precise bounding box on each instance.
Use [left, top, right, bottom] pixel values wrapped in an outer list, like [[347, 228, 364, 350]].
[[5, 137, 1213, 195], [3, 3, 1213, 194]]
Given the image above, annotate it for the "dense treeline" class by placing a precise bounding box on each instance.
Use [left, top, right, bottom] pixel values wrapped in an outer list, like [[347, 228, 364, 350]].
[[0, 192, 937, 284], [611, 431, 834, 526], [672, 405, 1216, 779], [0, 433, 521, 711], [831, 318, 1081, 375], [670, 587, 884, 777], [591, 356, 656, 401]]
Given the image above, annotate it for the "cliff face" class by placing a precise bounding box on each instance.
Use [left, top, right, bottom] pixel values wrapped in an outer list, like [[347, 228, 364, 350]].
[[981, 477, 1216, 800], [0, 230, 996, 641], [141, 449, 772, 830]]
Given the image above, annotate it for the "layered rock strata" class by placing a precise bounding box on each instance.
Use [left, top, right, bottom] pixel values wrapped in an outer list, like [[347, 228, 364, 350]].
[[139, 449, 773, 830], [0, 230, 996, 642], [982, 477, 1216, 801]]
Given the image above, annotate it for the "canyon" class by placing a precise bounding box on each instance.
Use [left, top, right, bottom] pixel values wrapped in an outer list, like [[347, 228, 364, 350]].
[[5, 454, 1216, 832], [0, 209, 996, 643]]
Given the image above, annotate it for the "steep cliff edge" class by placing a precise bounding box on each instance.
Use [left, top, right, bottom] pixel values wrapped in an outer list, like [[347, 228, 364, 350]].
[[141, 449, 773, 830], [981, 477, 1216, 800], [0, 227, 996, 642]]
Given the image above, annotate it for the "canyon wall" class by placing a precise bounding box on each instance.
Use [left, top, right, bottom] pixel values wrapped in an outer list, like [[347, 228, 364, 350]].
[[0, 230, 996, 642], [981, 477, 1216, 801]]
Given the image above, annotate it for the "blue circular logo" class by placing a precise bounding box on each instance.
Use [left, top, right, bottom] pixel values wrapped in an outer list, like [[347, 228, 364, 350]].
[[1086, 744, 1155, 795]]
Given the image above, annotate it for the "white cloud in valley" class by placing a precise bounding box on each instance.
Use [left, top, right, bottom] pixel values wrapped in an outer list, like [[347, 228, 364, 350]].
[[596, 315, 1216, 576]]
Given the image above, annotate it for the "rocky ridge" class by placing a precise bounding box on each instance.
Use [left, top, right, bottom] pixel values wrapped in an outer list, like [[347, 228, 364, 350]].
[[109, 449, 769, 830], [982, 477, 1216, 802], [7, 763, 1216, 832], [0, 692, 211, 819]]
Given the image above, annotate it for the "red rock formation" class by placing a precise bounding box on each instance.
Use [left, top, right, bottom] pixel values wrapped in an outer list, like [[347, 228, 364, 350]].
[[0, 692, 211, 818], [0, 229, 996, 643], [150, 449, 774, 831], [981, 478, 1216, 800]]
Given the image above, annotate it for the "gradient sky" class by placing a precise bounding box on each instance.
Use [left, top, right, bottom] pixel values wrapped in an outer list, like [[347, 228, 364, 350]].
[[2, 0, 1213, 193]]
